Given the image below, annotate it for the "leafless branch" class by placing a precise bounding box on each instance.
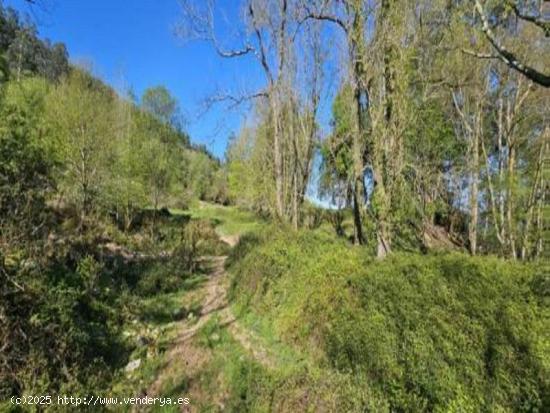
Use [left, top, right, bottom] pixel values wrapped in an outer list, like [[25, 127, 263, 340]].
[[461, 48, 498, 59], [247, 3, 274, 84], [201, 90, 268, 114], [177, 0, 255, 59], [473, 0, 550, 87], [506, 0, 550, 37], [300, 1, 348, 34]]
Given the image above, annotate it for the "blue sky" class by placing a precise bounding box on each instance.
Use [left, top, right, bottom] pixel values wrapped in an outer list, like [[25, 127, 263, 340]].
[[5, 0, 270, 158]]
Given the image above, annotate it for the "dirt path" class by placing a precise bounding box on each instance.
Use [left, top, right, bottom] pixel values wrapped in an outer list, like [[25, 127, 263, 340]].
[[144, 233, 275, 412], [145, 255, 234, 409]]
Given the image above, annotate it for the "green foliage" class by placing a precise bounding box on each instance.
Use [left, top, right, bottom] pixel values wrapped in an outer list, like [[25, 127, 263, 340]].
[[226, 122, 276, 215], [77, 254, 103, 293], [0, 202, 223, 401], [319, 84, 364, 208], [401, 99, 461, 228], [0, 4, 69, 81], [0, 62, 224, 402], [141, 85, 179, 127], [193, 316, 281, 412], [34, 66, 222, 227], [1, 245, 129, 399], [229, 229, 549, 412], [183, 150, 225, 203], [0, 53, 8, 83], [0, 77, 52, 239], [133, 261, 186, 297], [46, 69, 115, 216], [190, 313, 376, 413]]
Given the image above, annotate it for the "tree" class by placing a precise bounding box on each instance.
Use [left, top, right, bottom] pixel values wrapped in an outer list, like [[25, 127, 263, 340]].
[[0, 3, 69, 82], [176, 0, 546, 260], [135, 111, 181, 220], [301, 0, 371, 245], [104, 94, 148, 231], [319, 85, 355, 214], [226, 109, 278, 216], [141, 85, 180, 127], [179, 0, 321, 227], [0, 77, 53, 398], [0, 77, 52, 252], [451, 85, 486, 255], [439, 3, 548, 258], [46, 69, 115, 224], [0, 53, 8, 83], [478, 71, 547, 259]]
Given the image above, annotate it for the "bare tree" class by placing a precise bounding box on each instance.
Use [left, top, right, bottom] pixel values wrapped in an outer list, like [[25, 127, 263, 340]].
[[452, 87, 484, 255], [179, 0, 320, 225]]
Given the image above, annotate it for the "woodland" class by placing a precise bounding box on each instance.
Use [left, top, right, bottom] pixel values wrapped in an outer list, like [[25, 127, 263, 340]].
[[0, 1, 548, 412]]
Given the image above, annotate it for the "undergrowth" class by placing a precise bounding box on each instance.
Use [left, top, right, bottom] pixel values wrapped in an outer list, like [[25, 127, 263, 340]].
[[227, 227, 549, 412]]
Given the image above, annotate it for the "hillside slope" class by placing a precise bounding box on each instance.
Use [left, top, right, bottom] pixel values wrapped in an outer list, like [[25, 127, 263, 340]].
[[122, 210, 548, 412], [225, 229, 549, 412]]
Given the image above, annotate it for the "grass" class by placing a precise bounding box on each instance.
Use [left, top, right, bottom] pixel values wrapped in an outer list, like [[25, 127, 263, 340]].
[[107, 259, 207, 411], [174, 201, 266, 238], [185, 315, 372, 413], [105, 202, 266, 411], [106, 203, 547, 412], [229, 304, 312, 373], [137, 279, 204, 325], [109, 283, 204, 408]]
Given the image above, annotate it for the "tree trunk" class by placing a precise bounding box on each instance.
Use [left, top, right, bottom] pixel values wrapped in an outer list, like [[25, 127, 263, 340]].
[[535, 191, 544, 259], [271, 98, 285, 220], [377, 221, 391, 258], [349, 3, 367, 245], [373, 166, 391, 257], [469, 126, 479, 255], [520, 128, 547, 259], [352, 178, 364, 245], [374, 0, 395, 258], [351, 82, 365, 244], [480, 125, 505, 250], [497, 99, 506, 242], [506, 146, 517, 259], [292, 162, 299, 230]]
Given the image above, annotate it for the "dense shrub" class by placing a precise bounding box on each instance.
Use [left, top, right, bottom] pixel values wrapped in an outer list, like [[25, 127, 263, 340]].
[[0, 250, 129, 399], [133, 261, 185, 296], [228, 229, 549, 412], [1, 202, 222, 401]]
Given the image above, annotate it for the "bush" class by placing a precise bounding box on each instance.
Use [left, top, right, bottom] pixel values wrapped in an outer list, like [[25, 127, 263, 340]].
[[134, 261, 185, 296], [1, 252, 129, 400], [122, 218, 227, 296], [228, 229, 549, 412], [172, 219, 228, 271]]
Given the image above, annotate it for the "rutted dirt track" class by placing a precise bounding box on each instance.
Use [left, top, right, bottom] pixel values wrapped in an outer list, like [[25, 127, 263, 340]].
[[143, 234, 274, 412]]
